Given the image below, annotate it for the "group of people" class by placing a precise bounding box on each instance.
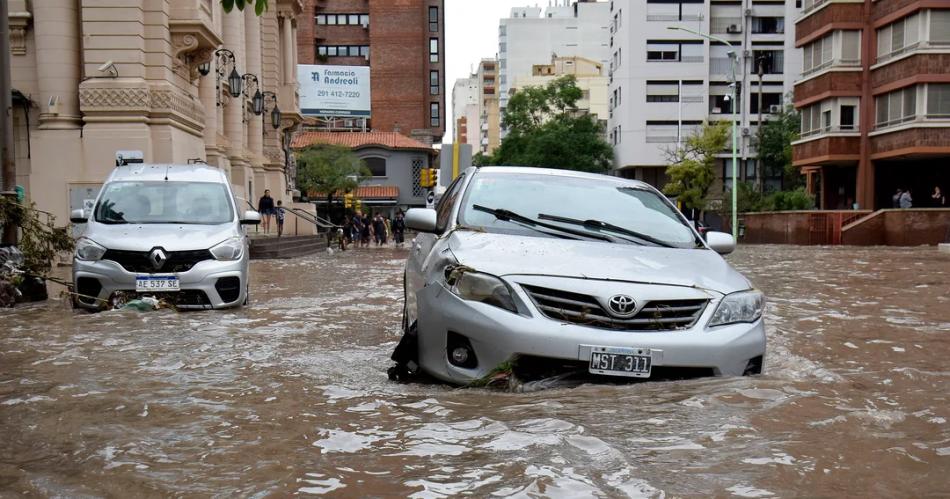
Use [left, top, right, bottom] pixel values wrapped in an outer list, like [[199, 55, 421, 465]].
[[257, 189, 286, 236], [339, 211, 406, 250], [892, 186, 947, 209]]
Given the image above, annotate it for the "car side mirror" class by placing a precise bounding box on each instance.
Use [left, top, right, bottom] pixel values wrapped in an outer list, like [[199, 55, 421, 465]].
[[70, 209, 87, 224], [405, 208, 438, 233], [241, 210, 261, 225], [706, 231, 736, 255]]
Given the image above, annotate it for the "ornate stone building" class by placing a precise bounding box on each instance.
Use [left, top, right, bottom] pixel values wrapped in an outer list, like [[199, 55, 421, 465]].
[[7, 0, 304, 221]]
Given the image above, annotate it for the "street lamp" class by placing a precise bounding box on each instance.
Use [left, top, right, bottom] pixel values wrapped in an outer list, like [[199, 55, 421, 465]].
[[213, 48, 242, 106], [261, 91, 281, 131], [668, 26, 740, 241], [242, 74, 261, 122]]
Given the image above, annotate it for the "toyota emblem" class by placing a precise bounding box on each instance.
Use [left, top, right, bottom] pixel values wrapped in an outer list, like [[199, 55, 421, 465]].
[[606, 294, 637, 318], [149, 248, 167, 270]]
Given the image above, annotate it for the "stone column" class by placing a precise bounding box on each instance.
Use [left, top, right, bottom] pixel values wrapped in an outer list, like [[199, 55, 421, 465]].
[[222, 1, 249, 199], [244, 10, 264, 164], [32, 0, 81, 129], [199, 55, 221, 165], [282, 14, 294, 85]]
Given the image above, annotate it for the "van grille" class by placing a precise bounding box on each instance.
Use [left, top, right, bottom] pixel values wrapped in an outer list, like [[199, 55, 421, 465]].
[[103, 249, 213, 273], [522, 285, 707, 331]]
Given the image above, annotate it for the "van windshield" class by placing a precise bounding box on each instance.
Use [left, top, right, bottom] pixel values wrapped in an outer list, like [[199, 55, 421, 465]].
[[94, 181, 234, 224]]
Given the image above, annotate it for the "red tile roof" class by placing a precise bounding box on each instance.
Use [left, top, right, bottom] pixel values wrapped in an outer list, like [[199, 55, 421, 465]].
[[292, 131, 435, 153], [311, 185, 399, 200]]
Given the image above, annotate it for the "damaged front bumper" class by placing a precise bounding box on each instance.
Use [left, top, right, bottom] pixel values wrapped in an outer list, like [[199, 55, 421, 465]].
[[410, 278, 766, 386]]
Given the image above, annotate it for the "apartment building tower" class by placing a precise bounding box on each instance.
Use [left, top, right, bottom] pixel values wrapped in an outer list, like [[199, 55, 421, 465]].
[[792, 0, 950, 210], [609, 0, 802, 192], [452, 77, 479, 146], [297, 0, 446, 144], [498, 1, 611, 127]]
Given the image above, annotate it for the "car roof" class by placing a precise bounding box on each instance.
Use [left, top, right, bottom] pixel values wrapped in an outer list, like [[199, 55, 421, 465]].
[[471, 166, 653, 189], [106, 164, 229, 184]]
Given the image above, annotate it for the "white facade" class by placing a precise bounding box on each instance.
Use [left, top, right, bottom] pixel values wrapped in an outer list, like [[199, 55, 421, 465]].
[[609, 0, 802, 191], [451, 77, 480, 147], [498, 1, 611, 115]]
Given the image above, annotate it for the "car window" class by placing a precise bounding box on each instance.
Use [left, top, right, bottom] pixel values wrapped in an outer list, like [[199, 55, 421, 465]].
[[95, 181, 234, 224], [435, 174, 465, 233], [458, 172, 697, 247]]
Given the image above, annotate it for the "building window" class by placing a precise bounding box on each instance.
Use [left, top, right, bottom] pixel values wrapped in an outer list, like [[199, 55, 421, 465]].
[[932, 10, 950, 44], [750, 93, 783, 114], [802, 30, 861, 76], [751, 17, 785, 34], [430, 102, 440, 127], [646, 81, 679, 102], [840, 105, 856, 130], [316, 14, 369, 26], [875, 86, 917, 129], [753, 50, 784, 75], [646, 0, 704, 22], [876, 13, 921, 62], [364, 157, 387, 177], [429, 6, 439, 32], [429, 38, 439, 63], [316, 45, 370, 58], [430, 70, 439, 95], [646, 40, 703, 62], [709, 84, 739, 114], [927, 83, 950, 118]]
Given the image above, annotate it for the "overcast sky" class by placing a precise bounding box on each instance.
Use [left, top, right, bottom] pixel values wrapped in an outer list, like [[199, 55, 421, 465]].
[[444, 0, 533, 142]]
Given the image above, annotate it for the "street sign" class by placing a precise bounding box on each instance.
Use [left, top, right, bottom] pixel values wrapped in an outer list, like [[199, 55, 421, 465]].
[[426, 190, 435, 209], [298, 65, 371, 117]]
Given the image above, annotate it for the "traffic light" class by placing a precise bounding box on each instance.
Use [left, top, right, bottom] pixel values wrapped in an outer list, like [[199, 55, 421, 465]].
[[429, 168, 439, 187], [419, 168, 439, 188], [344, 193, 354, 209], [353, 199, 362, 212]]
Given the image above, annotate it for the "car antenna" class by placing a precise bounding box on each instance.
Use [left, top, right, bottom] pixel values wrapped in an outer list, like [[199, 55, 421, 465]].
[[164, 164, 170, 181]]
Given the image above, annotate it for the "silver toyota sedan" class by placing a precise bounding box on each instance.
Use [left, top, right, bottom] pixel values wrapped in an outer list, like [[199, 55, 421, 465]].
[[390, 167, 765, 385]]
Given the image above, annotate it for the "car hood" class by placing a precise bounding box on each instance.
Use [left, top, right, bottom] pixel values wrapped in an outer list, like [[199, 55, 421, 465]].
[[82, 223, 238, 252], [446, 231, 751, 295]]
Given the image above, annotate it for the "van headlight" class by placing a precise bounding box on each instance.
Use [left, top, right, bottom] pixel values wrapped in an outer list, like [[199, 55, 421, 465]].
[[75, 238, 107, 261], [708, 290, 765, 327], [210, 237, 245, 261], [444, 266, 517, 313]]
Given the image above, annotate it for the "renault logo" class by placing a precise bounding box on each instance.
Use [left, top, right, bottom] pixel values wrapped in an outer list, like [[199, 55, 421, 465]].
[[606, 294, 637, 318], [149, 248, 167, 270]]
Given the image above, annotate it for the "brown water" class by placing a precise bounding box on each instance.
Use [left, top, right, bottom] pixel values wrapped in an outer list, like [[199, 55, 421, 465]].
[[1, 246, 949, 497]]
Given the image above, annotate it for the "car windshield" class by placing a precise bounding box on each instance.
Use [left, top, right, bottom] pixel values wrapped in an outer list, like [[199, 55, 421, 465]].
[[458, 172, 699, 248], [94, 181, 234, 224]]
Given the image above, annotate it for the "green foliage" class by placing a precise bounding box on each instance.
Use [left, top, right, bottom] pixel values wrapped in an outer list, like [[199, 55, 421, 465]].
[[662, 121, 731, 211], [221, 0, 268, 16], [472, 152, 491, 167], [295, 144, 371, 202], [720, 182, 815, 218], [757, 104, 803, 189], [490, 76, 613, 173], [0, 197, 74, 276]]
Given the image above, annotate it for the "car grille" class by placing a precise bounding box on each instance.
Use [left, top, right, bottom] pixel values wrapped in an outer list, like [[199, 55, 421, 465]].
[[522, 284, 707, 331], [103, 249, 213, 273]]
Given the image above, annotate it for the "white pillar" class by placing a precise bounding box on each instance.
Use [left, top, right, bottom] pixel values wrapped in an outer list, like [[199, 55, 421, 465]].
[[245, 10, 264, 161], [282, 15, 295, 85], [33, 0, 81, 129]]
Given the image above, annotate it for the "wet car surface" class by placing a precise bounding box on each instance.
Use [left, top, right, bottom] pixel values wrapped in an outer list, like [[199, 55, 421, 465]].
[[1, 246, 949, 496]]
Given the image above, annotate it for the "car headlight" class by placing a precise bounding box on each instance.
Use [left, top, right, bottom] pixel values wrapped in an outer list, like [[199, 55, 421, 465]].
[[209, 237, 245, 261], [708, 290, 765, 327], [444, 266, 517, 313], [75, 238, 107, 261]]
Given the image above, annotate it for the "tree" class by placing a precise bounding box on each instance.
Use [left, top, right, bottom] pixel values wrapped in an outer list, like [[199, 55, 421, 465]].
[[221, 0, 268, 16], [490, 76, 613, 173], [757, 104, 802, 190], [295, 145, 371, 223], [662, 121, 731, 213]]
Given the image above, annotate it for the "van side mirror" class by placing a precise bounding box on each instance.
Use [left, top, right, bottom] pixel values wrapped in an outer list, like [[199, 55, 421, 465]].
[[405, 208, 438, 233], [706, 231, 736, 255], [70, 209, 87, 224], [241, 210, 261, 225]]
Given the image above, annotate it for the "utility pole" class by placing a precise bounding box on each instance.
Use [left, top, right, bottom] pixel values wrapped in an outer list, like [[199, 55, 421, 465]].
[[756, 56, 764, 193], [0, 0, 19, 245]]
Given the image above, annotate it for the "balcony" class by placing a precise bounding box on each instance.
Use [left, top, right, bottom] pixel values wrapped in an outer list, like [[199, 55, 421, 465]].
[[800, 58, 861, 79], [869, 126, 950, 160], [871, 53, 950, 90], [795, 1, 864, 44], [710, 17, 742, 35], [792, 134, 860, 166], [794, 70, 862, 105]]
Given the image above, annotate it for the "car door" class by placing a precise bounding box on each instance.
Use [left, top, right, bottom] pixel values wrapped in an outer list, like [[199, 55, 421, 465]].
[[404, 173, 467, 325]]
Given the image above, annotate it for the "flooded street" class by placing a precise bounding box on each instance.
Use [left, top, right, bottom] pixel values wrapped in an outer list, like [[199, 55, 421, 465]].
[[1, 245, 949, 497]]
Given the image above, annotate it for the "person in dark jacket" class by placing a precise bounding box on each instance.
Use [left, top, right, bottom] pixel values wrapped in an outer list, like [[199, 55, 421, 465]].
[[257, 189, 275, 234], [393, 212, 406, 246]]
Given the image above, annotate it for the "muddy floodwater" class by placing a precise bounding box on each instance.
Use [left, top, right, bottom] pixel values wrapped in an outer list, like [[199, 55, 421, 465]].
[[1, 245, 949, 497]]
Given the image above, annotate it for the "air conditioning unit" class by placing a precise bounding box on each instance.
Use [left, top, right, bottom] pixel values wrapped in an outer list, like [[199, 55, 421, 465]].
[[769, 104, 782, 113], [726, 24, 742, 34]]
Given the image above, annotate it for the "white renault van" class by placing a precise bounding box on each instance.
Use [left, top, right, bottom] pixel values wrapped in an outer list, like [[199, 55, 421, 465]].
[[71, 151, 260, 310]]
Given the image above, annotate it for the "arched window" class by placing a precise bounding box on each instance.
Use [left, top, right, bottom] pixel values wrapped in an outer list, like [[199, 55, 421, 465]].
[[364, 157, 386, 177]]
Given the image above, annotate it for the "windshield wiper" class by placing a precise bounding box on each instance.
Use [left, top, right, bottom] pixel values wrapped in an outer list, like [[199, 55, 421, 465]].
[[537, 213, 678, 248], [472, 205, 612, 242]]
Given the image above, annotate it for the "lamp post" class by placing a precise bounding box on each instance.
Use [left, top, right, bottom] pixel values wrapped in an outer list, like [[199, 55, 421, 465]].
[[261, 91, 281, 132], [668, 26, 740, 240], [213, 48, 241, 106], [241, 74, 261, 122]]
